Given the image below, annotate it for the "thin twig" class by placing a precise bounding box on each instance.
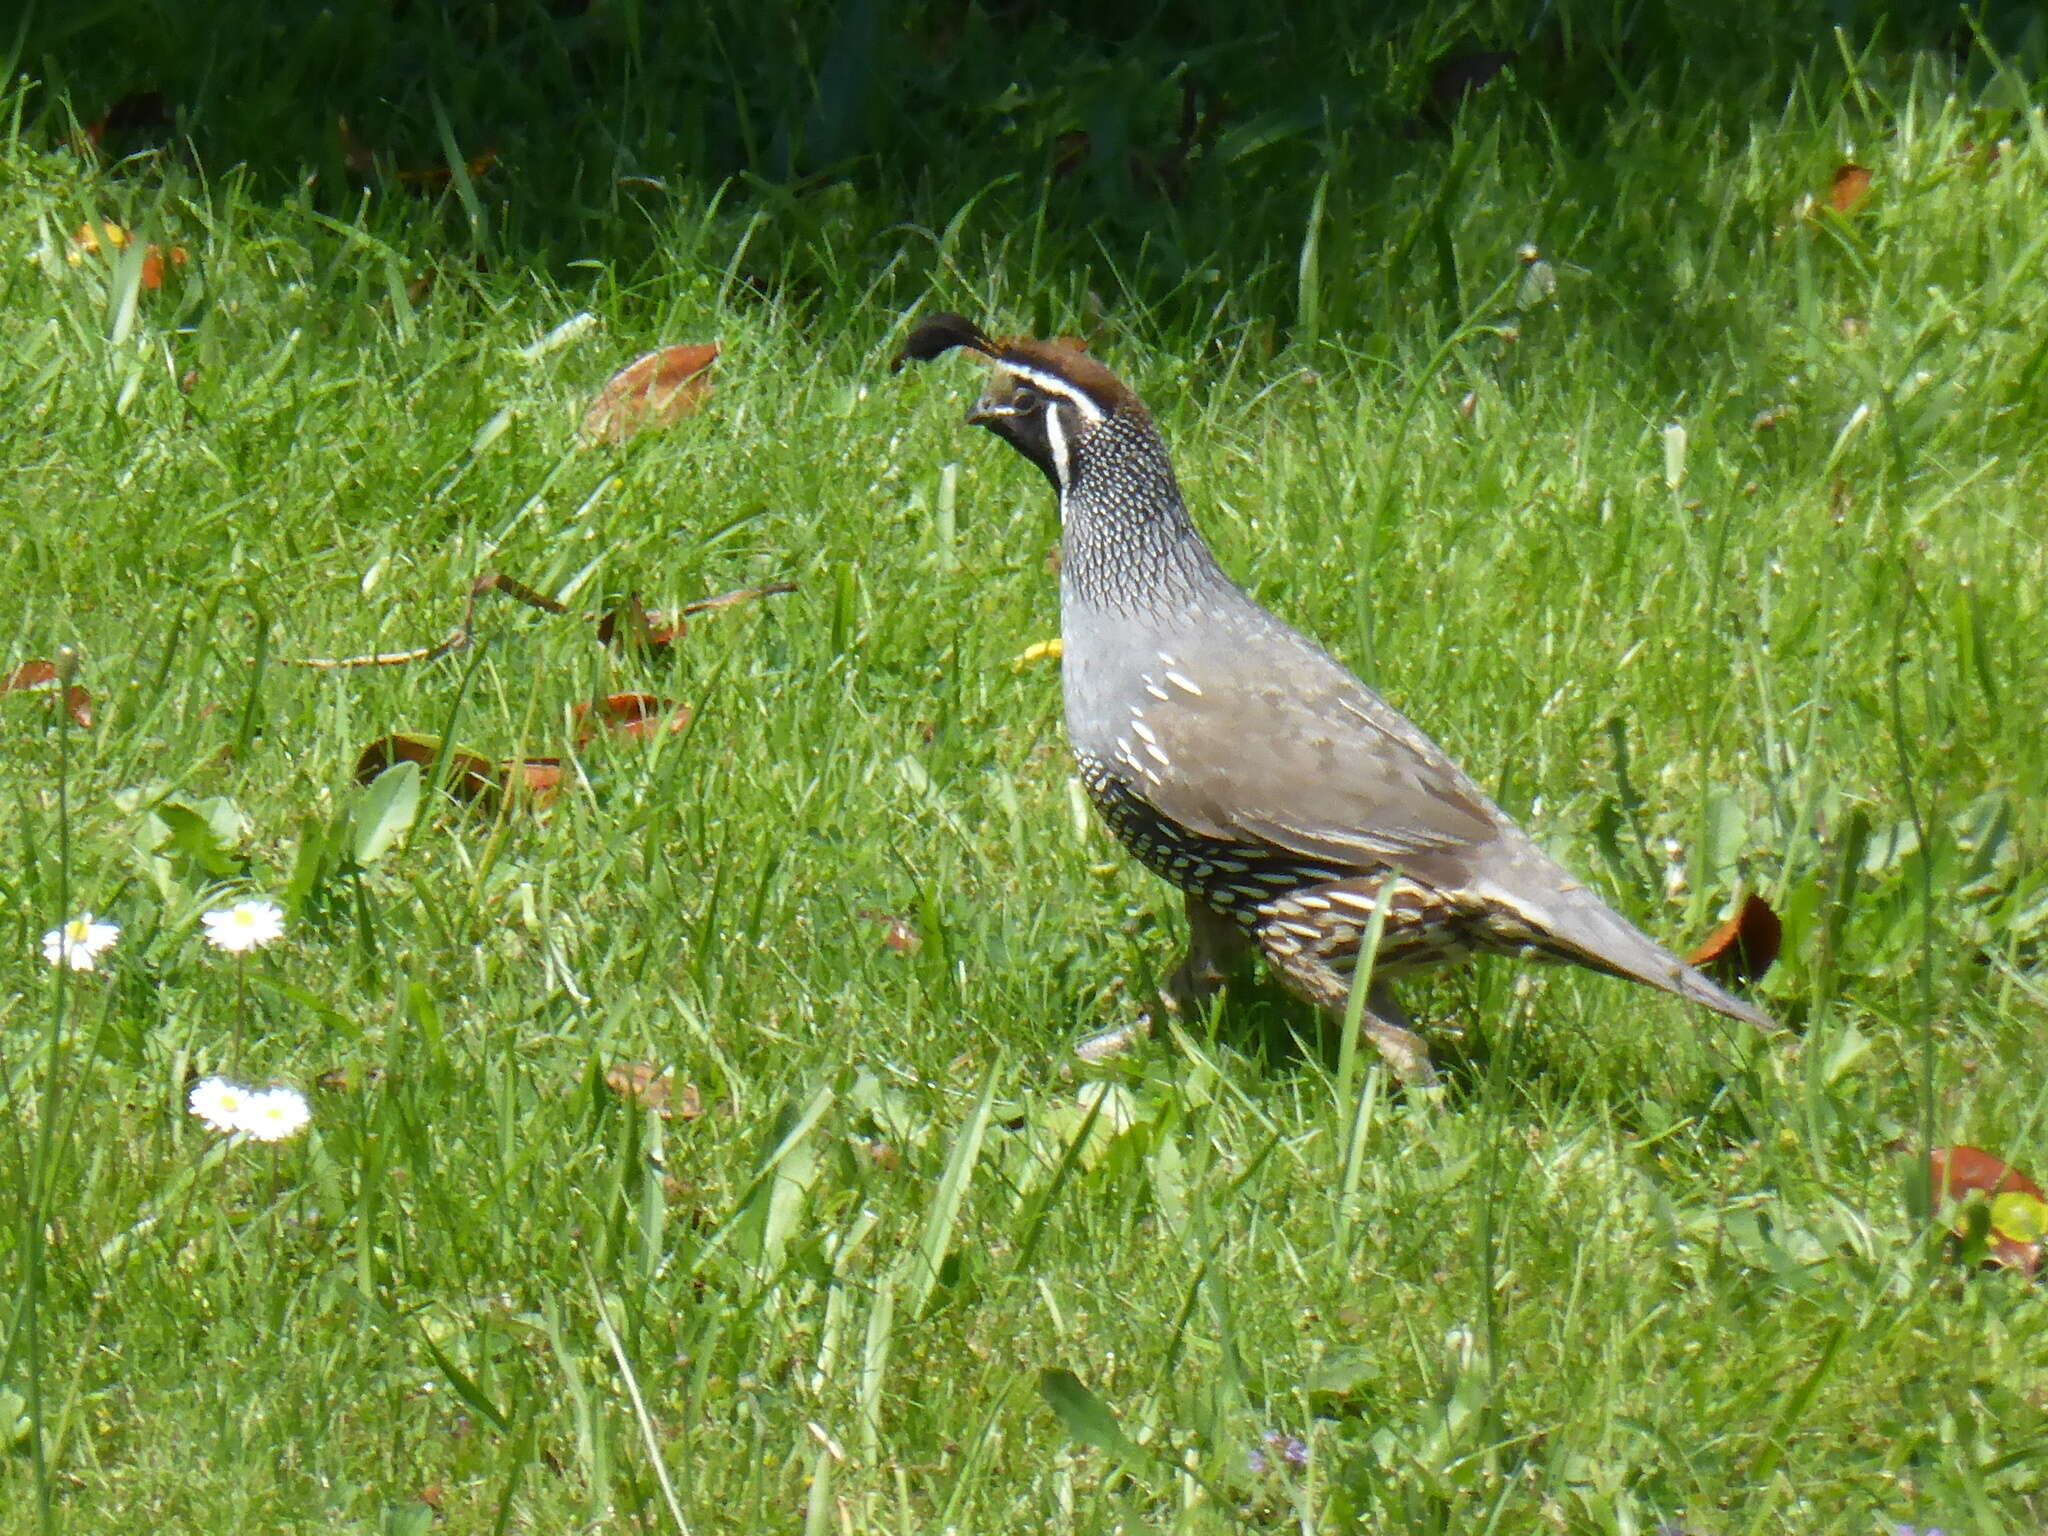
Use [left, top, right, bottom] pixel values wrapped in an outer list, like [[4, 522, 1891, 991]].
[[678, 579, 798, 616], [275, 569, 563, 669], [278, 630, 472, 670]]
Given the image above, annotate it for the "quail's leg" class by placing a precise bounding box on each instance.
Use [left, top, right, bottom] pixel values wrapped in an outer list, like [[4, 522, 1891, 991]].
[[1255, 933, 1439, 1087], [1159, 892, 1253, 1019]]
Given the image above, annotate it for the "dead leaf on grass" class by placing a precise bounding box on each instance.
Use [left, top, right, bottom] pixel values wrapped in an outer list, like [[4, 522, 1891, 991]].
[[4, 660, 58, 693], [1830, 163, 1873, 214], [4, 661, 92, 728], [604, 1062, 703, 1119], [572, 694, 693, 745], [1685, 893, 1782, 983], [352, 733, 500, 806], [580, 344, 719, 446], [505, 758, 566, 805], [1930, 1145, 2047, 1276]]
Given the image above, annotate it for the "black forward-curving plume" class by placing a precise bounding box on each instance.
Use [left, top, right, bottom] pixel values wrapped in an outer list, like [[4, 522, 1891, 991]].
[[896, 315, 1775, 1083]]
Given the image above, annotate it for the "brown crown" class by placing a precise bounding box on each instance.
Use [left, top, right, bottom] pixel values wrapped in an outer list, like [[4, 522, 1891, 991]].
[[893, 313, 1141, 415]]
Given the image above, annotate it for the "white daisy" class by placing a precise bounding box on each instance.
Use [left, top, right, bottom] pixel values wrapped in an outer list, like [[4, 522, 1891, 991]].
[[42, 912, 119, 971], [188, 1076, 256, 1134], [240, 1087, 311, 1143], [201, 898, 285, 955]]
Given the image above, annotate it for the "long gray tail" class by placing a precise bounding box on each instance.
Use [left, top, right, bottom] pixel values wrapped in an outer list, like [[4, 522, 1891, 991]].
[[1473, 858, 1777, 1032]]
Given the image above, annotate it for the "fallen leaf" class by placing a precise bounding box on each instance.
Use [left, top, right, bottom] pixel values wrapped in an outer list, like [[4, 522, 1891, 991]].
[[605, 1061, 673, 1112], [3, 663, 91, 727], [1930, 1146, 2046, 1276], [1931, 1145, 2042, 1202], [3, 660, 58, 693], [572, 694, 692, 745], [603, 1063, 701, 1119], [579, 343, 719, 447], [505, 758, 566, 805], [352, 733, 500, 805], [1830, 163, 1873, 214], [1685, 893, 1781, 983]]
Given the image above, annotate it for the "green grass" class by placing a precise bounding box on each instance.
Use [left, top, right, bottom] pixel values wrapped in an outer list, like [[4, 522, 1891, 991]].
[[5, 8, 2048, 1532]]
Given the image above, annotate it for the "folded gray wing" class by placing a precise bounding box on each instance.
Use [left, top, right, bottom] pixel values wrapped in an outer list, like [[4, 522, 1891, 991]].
[[1121, 665, 1504, 879]]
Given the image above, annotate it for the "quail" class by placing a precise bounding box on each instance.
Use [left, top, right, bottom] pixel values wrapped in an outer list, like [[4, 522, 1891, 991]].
[[894, 314, 1775, 1084]]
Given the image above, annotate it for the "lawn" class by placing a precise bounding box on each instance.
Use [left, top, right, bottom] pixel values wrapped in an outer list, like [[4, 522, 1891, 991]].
[[4, 6, 2048, 1532]]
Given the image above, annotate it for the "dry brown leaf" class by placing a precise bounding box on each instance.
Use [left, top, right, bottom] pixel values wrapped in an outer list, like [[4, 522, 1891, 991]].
[[580, 344, 719, 447], [604, 1063, 700, 1119], [1830, 163, 1872, 214], [573, 694, 693, 746], [4, 662, 91, 727], [4, 660, 58, 693], [1930, 1145, 2046, 1276], [505, 758, 566, 805], [1684, 893, 1782, 983], [352, 733, 500, 806], [605, 1061, 672, 1112]]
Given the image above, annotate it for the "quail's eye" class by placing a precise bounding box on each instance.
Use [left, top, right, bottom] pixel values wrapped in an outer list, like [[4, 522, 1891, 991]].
[[1010, 383, 1045, 412]]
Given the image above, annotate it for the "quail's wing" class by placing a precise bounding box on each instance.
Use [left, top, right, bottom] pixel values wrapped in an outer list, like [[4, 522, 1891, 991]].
[[1118, 659, 1502, 876]]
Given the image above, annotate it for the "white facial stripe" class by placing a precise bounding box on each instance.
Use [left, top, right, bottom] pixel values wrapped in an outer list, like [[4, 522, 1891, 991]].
[[1001, 361, 1106, 424], [1044, 403, 1072, 493]]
